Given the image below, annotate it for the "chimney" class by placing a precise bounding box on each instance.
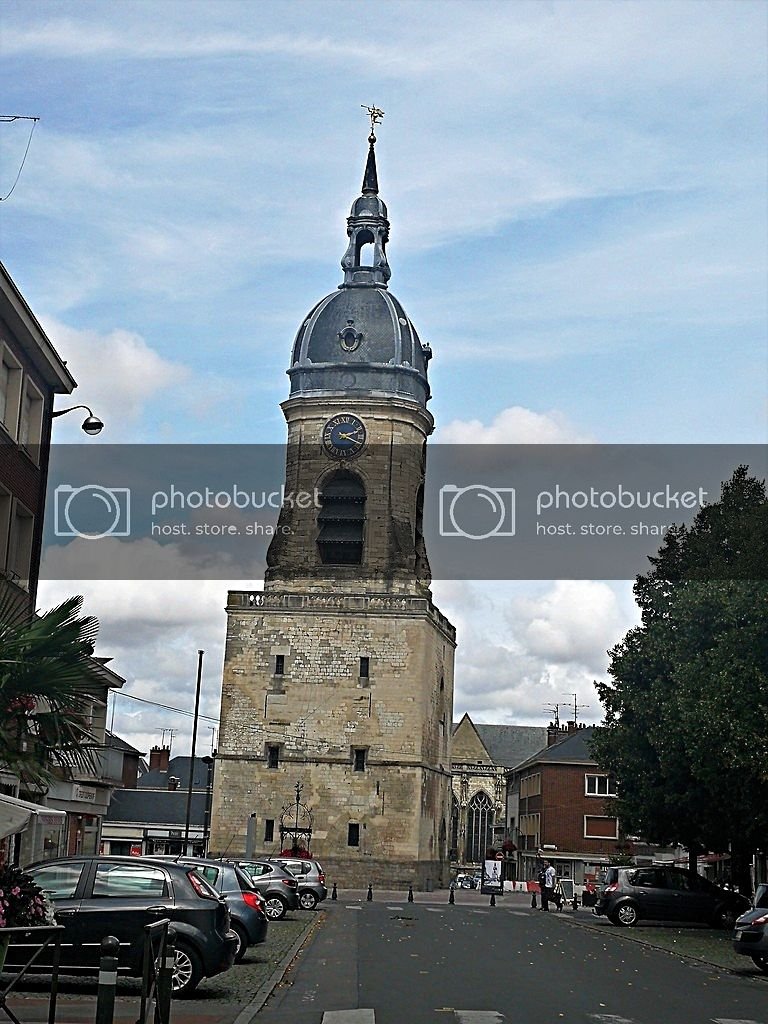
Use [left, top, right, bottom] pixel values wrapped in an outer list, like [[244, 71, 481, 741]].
[[149, 745, 170, 772], [546, 722, 560, 747], [566, 720, 578, 736]]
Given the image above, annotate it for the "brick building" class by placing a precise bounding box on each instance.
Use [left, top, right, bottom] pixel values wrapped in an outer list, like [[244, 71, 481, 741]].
[[211, 124, 456, 888], [508, 723, 624, 885]]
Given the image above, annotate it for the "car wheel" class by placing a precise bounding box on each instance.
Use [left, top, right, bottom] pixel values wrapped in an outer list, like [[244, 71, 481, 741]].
[[299, 891, 318, 911], [613, 902, 639, 926], [264, 895, 288, 921], [171, 943, 202, 998], [232, 923, 249, 963], [751, 953, 768, 974], [711, 904, 738, 930]]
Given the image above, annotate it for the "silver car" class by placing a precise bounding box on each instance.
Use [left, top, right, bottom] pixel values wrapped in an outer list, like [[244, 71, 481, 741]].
[[266, 857, 327, 910]]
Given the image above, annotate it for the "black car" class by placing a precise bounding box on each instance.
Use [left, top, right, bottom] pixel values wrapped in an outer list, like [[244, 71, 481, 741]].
[[232, 860, 300, 919], [733, 882, 768, 973], [10, 856, 237, 996], [595, 865, 750, 928], [148, 857, 268, 960]]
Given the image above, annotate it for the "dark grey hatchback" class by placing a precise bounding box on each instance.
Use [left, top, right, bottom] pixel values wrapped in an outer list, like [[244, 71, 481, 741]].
[[595, 865, 750, 928], [10, 856, 237, 996]]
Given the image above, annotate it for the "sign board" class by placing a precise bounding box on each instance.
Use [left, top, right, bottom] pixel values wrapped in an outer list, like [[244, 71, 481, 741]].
[[130, 844, 142, 857], [72, 784, 97, 803], [481, 858, 503, 895], [558, 878, 575, 902]]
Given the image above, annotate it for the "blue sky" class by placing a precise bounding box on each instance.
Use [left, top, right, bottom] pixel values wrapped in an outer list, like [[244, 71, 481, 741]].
[[1, 0, 766, 755]]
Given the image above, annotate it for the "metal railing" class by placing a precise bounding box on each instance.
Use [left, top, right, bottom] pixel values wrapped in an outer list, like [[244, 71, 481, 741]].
[[94, 920, 175, 1024]]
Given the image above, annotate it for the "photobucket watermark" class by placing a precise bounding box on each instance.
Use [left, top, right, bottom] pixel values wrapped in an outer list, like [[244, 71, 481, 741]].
[[536, 484, 708, 516], [151, 484, 321, 516]]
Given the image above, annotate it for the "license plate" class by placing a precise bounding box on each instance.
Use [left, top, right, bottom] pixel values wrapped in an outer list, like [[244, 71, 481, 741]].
[[735, 929, 743, 940]]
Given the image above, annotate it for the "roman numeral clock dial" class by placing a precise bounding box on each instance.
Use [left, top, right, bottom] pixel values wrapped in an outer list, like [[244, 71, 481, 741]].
[[322, 414, 367, 459]]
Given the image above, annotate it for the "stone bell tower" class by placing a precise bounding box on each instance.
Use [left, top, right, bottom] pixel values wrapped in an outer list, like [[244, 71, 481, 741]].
[[211, 116, 456, 888]]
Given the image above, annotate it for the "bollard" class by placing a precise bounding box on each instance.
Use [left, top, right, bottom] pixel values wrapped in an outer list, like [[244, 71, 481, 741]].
[[407, 884, 414, 903], [155, 926, 176, 1024], [367, 883, 373, 902], [95, 935, 120, 1024], [448, 886, 455, 905], [531, 891, 537, 909], [571, 895, 578, 912], [490, 893, 496, 907], [332, 882, 338, 901]]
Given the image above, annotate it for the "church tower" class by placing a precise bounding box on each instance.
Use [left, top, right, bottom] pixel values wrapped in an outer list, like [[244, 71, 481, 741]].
[[211, 117, 456, 888]]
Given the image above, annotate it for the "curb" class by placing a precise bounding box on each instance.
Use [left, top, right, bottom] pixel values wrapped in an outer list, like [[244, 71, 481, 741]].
[[231, 912, 326, 1024], [555, 908, 767, 980]]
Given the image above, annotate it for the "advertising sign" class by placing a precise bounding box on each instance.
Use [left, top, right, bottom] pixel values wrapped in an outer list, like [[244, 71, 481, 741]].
[[481, 858, 503, 895]]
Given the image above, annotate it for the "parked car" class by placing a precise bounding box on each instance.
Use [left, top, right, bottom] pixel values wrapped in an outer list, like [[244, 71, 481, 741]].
[[456, 873, 478, 890], [594, 866, 750, 928], [13, 856, 237, 996], [733, 882, 768, 973], [146, 856, 268, 961], [265, 857, 327, 910], [229, 859, 300, 920]]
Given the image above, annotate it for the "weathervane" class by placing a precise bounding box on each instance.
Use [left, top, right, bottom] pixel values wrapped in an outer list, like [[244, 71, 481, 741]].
[[361, 104, 384, 140]]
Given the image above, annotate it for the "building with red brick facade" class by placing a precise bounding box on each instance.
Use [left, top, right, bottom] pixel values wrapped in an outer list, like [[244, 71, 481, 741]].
[[507, 723, 624, 885]]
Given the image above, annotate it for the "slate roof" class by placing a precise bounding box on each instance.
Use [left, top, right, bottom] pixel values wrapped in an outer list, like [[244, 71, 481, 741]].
[[138, 756, 212, 790], [105, 730, 145, 756], [472, 724, 548, 768], [517, 725, 597, 769], [106, 788, 207, 826]]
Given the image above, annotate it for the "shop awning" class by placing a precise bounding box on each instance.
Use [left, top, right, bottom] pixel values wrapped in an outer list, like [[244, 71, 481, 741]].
[[0, 792, 66, 841]]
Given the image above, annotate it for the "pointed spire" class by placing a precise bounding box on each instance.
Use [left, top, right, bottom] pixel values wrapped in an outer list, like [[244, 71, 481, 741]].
[[362, 131, 379, 195]]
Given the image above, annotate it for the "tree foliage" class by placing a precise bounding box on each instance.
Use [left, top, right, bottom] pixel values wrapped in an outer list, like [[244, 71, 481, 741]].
[[0, 593, 105, 786], [592, 467, 768, 885]]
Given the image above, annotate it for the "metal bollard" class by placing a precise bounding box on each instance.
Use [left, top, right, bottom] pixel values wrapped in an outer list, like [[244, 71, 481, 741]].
[[531, 891, 537, 909], [155, 926, 176, 1024], [448, 886, 455, 905], [95, 935, 120, 1024], [571, 895, 578, 912], [367, 883, 373, 902], [489, 893, 496, 907], [407, 884, 414, 903], [332, 882, 338, 901]]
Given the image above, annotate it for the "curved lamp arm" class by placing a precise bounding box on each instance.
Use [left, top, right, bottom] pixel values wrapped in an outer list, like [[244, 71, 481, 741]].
[[52, 405, 104, 435]]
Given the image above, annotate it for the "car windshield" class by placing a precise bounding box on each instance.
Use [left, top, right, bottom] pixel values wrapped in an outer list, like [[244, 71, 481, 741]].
[[755, 884, 768, 909]]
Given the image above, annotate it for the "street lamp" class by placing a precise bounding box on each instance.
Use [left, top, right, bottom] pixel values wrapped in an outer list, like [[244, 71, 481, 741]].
[[52, 404, 104, 435]]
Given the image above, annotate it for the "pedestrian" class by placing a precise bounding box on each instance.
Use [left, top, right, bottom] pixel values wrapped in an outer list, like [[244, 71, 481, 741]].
[[541, 859, 556, 912]]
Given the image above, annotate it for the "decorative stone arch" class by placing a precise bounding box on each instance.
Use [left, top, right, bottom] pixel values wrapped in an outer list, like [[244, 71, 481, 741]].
[[466, 790, 494, 864]]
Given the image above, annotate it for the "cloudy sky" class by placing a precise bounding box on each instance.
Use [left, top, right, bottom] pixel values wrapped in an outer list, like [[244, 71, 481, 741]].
[[2, 1, 765, 756]]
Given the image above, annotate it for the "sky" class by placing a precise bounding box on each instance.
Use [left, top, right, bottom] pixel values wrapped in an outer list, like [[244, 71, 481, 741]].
[[1, 0, 766, 758]]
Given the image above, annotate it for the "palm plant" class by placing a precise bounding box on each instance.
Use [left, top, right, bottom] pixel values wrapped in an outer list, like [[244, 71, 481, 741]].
[[0, 592, 105, 786]]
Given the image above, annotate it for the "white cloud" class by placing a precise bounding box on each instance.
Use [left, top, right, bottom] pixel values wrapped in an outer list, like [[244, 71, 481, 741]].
[[437, 406, 593, 444]]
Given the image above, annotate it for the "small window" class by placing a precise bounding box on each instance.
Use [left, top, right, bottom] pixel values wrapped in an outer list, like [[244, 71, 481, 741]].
[[275, 654, 285, 676], [19, 379, 43, 457], [0, 351, 22, 439], [347, 823, 360, 847], [359, 656, 369, 678], [264, 819, 274, 842], [440, 676, 444, 692], [8, 503, 34, 589], [267, 745, 280, 769], [353, 748, 366, 772], [30, 862, 85, 900], [585, 774, 617, 797]]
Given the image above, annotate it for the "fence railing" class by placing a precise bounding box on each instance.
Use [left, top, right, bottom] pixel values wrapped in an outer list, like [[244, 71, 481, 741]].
[[95, 919, 175, 1024]]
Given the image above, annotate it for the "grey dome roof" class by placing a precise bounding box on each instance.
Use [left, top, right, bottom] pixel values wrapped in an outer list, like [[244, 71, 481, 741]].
[[288, 287, 430, 406], [285, 128, 432, 408]]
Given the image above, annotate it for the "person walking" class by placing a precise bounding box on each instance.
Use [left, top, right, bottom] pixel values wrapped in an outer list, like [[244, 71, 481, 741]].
[[541, 859, 556, 911]]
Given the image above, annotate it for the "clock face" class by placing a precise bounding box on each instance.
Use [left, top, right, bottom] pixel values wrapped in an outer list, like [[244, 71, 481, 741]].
[[322, 414, 367, 459]]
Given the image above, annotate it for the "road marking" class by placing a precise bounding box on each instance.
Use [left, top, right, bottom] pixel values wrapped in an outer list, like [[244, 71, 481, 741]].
[[344, 905, 362, 910], [455, 1013, 505, 1023], [321, 1012, 375, 1023], [590, 1017, 635, 1024], [712, 1020, 766, 1023], [386, 905, 404, 910], [425, 906, 446, 912], [510, 911, 529, 916]]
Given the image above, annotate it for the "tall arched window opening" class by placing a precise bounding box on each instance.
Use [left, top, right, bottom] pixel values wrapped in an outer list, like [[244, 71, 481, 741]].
[[466, 791, 494, 863], [317, 471, 366, 564]]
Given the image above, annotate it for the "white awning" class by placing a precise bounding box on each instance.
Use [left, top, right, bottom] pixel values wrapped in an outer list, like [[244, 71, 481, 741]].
[[0, 792, 66, 840]]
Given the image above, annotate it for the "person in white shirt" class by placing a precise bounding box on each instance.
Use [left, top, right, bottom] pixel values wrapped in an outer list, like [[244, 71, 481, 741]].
[[542, 860, 556, 911]]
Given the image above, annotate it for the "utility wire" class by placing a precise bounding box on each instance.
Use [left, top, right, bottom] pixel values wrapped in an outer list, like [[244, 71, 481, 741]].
[[112, 689, 219, 723], [0, 115, 39, 202]]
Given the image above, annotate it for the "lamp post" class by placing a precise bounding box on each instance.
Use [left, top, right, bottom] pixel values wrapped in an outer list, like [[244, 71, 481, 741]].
[[52, 404, 104, 435], [293, 781, 302, 855]]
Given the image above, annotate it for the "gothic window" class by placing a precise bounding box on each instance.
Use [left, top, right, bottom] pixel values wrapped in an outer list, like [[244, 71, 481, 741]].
[[466, 791, 494, 863], [450, 794, 459, 858], [317, 471, 366, 565]]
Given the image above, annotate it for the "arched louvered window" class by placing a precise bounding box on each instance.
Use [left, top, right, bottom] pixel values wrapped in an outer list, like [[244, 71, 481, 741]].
[[466, 791, 494, 864], [317, 471, 366, 565]]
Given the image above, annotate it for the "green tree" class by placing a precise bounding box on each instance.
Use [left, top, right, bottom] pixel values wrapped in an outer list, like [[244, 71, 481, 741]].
[[592, 467, 768, 891], [0, 593, 105, 786]]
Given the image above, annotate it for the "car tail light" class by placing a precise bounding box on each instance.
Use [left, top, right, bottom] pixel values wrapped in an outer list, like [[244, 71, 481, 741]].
[[282, 878, 298, 887], [242, 890, 264, 911], [187, 870, 217, 900], [318, 871, 325, 884], [751, 913, 768, 925]]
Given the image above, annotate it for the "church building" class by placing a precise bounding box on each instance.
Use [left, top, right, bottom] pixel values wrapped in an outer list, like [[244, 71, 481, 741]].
[[210, 118, 456, 888]]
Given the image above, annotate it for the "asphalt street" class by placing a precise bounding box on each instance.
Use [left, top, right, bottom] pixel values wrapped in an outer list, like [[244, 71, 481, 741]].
[[256, 897, 768, 1024]]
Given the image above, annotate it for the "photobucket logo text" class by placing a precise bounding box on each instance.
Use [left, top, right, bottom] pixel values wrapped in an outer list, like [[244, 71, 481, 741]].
[[536, 484, 707, 517], [151, 485, 321, 516]]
